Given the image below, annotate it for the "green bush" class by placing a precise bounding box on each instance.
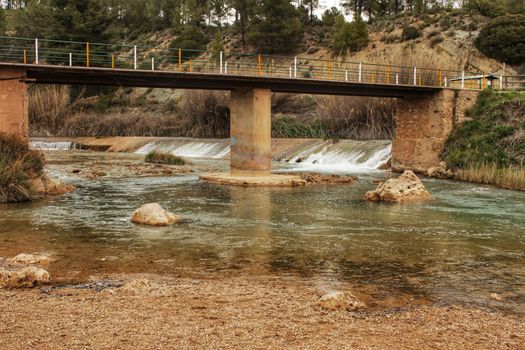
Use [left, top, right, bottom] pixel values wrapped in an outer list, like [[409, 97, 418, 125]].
[[439, 15, 453, 29], [145, 151, 186, 165], [465, 0, 505, 18], [443, 90, 525, 169], [170, 26, 208, 60], [332, 15, 369, 54], [0, 134, 45, 203], [475, 15, 525, 64], [430, 35, 444, 47], [402, 26, 421, 41]]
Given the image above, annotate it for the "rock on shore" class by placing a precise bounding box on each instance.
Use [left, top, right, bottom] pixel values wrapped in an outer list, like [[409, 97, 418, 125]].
[[131, 203, 183, 226], [0, 266, 50, 288], [365, 170, 432, 203], [31, 176, 75, 196], [317, 291, 366, 311]]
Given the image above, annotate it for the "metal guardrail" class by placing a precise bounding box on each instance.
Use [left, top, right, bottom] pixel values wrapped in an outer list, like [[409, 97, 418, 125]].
[[501, 75, 525, 91], [0, 35, 491, 90]]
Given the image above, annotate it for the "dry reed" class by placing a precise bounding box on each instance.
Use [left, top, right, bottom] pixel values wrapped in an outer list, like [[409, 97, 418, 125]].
[[29, 85, 70, 134], [179, 90, 230, 137], [454, 164, 525, 191], [315, 96, 396, 139]]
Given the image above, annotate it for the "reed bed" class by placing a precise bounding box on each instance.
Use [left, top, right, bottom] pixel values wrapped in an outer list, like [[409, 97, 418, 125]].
[[29, 85, 70, 134], [454, 164, 525, 191]]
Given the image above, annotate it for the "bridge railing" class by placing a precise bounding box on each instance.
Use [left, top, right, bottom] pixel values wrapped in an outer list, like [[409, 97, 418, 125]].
[[0, 35, 490, 90]]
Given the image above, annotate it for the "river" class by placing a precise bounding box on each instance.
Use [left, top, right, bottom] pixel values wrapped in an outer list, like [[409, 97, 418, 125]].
[[1, 138, 524, 313]]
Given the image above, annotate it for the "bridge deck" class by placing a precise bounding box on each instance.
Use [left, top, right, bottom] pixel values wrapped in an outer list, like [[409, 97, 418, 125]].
[[0, 63, 443, 98]]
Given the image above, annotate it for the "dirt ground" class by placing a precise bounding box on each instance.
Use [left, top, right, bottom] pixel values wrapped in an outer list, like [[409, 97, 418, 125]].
[[1, 273, 524, 350]]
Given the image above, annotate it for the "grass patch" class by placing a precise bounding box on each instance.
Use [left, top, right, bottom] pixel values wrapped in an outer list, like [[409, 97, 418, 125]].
[[0, 133, 45, 203], [145, 151, 186, 165], [443, 90, 525, 190]]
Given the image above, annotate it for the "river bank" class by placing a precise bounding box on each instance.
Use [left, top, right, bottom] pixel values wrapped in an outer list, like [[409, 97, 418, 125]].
[[1, 272, 524, 350]]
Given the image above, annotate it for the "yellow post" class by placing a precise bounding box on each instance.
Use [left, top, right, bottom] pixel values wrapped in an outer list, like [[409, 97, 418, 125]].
[[258, 54, 261, 77], [386, 65, 390, 84], [23, 49, 27, 64], [327, 60, 331, 80], [86, 42, 90, 67], [112, 54, 115, 69], [482, 76, 487, 89], [438, 70, 443, 86], [178, 48, 182, 71]]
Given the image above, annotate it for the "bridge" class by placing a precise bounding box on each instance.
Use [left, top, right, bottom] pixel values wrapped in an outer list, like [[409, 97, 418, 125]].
[[0, 36, 485, 185]]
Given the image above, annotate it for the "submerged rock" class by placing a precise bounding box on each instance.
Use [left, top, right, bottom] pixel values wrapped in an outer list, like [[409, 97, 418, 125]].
[[365, 170, 432, 203], [0, 266, 50, 288], [10, 253, 54, 265], [426, 161, 453, 179], [31, 176, 75, 196], [131, 203, 183, 226], [286, 172, 358, 185], [317, 291, 366, 311]]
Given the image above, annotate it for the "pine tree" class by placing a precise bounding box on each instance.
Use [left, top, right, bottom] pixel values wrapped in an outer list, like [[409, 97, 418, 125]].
[[247, 0, 303, 54]]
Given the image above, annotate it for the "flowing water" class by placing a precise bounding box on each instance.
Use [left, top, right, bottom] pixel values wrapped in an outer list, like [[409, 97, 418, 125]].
[[3, 138, 525, 312]]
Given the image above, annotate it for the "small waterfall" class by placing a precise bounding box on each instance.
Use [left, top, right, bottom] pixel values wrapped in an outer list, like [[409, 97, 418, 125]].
[[135, 138, 231, 159], [30, 140, 75, 151], [279, 140, 392, 172]]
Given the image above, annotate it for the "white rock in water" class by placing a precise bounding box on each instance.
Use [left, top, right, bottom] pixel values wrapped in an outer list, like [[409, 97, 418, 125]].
[[11, 253, 54, 265], [365, 170, 432, 203], [0, 266, 51, 288], [131, 203, 183, 226], [317, 291, 366, 311]]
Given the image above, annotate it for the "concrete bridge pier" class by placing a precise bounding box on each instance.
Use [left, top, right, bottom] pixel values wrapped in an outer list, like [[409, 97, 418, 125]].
[[0, 68, 28, 142], [200, 88, 302, 187]]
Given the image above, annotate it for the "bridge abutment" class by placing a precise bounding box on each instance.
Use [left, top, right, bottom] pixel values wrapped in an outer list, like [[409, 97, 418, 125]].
[[0, 68, 28, 142], [392, 90, 478, 173]]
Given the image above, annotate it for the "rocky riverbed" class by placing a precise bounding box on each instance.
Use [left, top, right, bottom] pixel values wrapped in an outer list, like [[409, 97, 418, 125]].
[[1, 271, 524, 350]]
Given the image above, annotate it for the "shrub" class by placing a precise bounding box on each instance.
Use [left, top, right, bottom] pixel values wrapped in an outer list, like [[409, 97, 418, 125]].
[[402, 26, 421, 41], [475, 15, 525, 64], [332, 15, 369, 54], [145, 151, 186, 165], [0, 134, 45, 203], [439, 15, 453, 29], [465, 0, 505, 18], [430, 35, 444, 47], [426, 29, 440, 39], [467, 22, 478, 31], [170, 26, 208, 60], [443, 90, 525, 169]]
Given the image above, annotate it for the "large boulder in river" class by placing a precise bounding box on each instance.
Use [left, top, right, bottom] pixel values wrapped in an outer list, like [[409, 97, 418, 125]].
[[131, 203, 183, 226], [0, 266, 50, 288], [365, 170, 432, 203]]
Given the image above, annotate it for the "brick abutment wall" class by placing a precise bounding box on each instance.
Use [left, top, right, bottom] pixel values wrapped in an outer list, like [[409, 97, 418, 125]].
[[392, 90, 479, 173]]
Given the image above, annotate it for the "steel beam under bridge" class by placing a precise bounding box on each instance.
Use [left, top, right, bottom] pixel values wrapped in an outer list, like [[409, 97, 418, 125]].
[[1, 63, 441, 98]]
